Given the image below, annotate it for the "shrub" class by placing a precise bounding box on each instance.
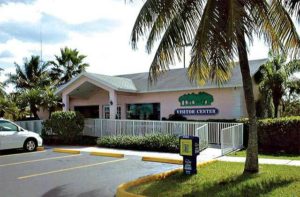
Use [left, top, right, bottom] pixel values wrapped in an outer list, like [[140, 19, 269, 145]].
[[167, 114, 187, 121], [241, 116, 300, 154], [258, 116, 300, 154], [42, 111, 84, 143], [97, 134, 179, 153]]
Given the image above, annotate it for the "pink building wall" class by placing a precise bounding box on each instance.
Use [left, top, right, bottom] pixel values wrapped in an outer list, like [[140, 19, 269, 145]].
[[67, 87, 253, 120]]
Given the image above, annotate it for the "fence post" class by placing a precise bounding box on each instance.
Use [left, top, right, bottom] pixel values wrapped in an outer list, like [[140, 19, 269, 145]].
[[221, 129, 224, 155], [132, 121, 135, 136], [101, 119, 103, 137], [232, 127, 236, 150], [152, 121, 154, 134]]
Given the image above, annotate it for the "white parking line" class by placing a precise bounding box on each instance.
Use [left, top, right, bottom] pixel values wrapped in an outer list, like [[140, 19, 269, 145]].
[[0, 154, 81, 167], [0, 150, 47, 158], [18, 158, 128, 180]]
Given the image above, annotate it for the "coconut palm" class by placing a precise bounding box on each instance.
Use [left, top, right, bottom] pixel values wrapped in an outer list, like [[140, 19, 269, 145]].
[[49, 47, 89, 86], [130, 0, 300, 173], [5, 55, 51, 90], [254, 52, 300, 117]]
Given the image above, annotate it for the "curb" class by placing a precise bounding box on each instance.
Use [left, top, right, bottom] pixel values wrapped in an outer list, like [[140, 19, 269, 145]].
[[53, 148, 81, 154], [90, 152, 124, 158], [37, 147, 45, 151], [142, 157, 183, 165], [116, 160, 217, 197]]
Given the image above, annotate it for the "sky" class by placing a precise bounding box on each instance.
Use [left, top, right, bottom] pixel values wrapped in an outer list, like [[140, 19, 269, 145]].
[[0, 0, 298, 90]]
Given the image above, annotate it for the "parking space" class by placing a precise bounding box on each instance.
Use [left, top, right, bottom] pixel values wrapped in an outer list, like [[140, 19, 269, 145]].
[[0, 149, 180, 197]]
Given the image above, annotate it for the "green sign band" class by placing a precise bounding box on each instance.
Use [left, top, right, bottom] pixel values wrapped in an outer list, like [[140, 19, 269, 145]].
[[179, 92, 214, 106]]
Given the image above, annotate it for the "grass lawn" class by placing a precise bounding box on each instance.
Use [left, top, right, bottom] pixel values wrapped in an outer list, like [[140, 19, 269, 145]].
[[129, 161, 300, 197], [228, 150, 300, 160]]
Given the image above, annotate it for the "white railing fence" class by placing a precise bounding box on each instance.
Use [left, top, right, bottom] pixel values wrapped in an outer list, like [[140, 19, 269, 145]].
[[206, 122, 240, 144], [83, 119, 206, 137], [14, 119, 243, 154], [15, 120, 44, 135], [195, 124, 209, 151], [221, 123, 244, 155]]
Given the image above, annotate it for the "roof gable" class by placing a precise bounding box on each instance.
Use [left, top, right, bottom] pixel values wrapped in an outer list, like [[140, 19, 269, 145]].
[[55, 59, 267, 96]]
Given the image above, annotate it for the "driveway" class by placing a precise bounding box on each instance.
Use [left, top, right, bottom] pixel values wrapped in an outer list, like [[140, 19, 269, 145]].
[[0, 149, 180, 197]]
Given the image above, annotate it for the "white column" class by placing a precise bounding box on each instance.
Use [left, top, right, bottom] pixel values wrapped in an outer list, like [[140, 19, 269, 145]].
[[109, 90, 117, 119], [62, 94, 69, 111]]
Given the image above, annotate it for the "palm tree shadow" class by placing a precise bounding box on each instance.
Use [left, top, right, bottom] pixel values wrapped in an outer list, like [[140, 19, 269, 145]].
[[186, 173, 295, 197], [139, 173, 296, 197]]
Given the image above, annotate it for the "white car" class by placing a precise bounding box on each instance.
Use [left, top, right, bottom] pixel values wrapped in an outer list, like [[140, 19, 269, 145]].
[[0, 119, 43, 152]]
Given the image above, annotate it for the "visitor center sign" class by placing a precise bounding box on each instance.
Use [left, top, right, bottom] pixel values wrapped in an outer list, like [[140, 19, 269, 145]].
[[175, 92, 219, 116]]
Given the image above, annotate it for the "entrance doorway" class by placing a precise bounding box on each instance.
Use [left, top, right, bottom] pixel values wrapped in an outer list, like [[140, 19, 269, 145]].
[[74, 105, 99, 118]]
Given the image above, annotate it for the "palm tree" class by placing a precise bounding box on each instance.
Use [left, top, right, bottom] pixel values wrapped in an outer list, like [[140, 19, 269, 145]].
[[49, 47, 89, 86], [254, 52, 300, 117], [40, 87, 61, 118], [5, 55, 50, 90], [0, 96, 20, 120], [18, 88, 44, 119], [130, 0, 300, 173]]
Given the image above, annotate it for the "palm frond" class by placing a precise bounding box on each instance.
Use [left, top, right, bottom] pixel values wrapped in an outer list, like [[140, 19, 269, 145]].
[[284, 0, 300, 21], [268, 0, 300, 58]]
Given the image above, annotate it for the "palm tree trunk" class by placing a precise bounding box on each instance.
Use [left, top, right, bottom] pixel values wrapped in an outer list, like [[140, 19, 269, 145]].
[[30, 104, 40, 120], [237, 32, 259, 173], [274, 104, 279, 118]]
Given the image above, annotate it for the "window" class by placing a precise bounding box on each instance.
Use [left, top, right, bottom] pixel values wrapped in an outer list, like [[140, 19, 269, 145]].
[[103, 105, 121, 119], [126, 103, 160, 120], [0, 121, 18, 132]]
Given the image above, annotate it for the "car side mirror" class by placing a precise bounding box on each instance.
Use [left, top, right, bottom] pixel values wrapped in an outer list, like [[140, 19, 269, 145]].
[[18, 127, 24, 132]]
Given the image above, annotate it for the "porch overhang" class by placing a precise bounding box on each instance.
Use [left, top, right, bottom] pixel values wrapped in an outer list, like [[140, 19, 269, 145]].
[[55, 72, 138, 97]]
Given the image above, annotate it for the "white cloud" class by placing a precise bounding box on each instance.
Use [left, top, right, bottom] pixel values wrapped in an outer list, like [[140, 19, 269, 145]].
[[0, 2, 41, 23], [0, 0, 298, 91]]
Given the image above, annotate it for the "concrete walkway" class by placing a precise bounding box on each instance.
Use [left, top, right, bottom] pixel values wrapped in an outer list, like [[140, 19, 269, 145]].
[[45, 146, 300, 166], [45, 146, 222, 163], [218, 156, 300, 166]]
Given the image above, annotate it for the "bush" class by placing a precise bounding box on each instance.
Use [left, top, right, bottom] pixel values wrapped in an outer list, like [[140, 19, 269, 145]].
[[97, 134, 179, 153], [167, 114, 187, 121], [42, 111, 84, 143], [258, 116, 300, 154], [241, 116, 300, 154], [43, 135, 97, 146]]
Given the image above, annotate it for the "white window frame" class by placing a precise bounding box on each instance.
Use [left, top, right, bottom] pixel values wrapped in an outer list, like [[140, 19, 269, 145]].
[[102, 105, 121, 119]]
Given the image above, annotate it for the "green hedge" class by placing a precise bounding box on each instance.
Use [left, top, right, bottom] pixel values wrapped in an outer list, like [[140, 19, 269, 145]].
[[97, 134, 179, 153], [42, 111, 84, 143], [242, 116, 300, 154]]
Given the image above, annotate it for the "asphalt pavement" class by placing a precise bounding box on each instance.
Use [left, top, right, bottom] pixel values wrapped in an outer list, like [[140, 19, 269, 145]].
[[0, 149, 180, 197]]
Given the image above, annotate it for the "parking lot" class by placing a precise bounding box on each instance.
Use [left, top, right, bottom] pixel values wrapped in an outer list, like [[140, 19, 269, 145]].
[[0, 149, 180, 197]]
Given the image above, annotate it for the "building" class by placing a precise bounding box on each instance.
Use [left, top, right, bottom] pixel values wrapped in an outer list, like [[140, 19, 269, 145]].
[[54, 59, 267, 120]]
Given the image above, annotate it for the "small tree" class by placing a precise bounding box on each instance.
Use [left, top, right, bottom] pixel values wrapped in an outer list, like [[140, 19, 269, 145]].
[[43, 111, 84, 143]]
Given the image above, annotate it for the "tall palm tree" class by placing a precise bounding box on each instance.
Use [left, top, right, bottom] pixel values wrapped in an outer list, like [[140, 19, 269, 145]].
[[49, 47, 89, 86], [5, 55, 51, 90], [254, 52, 300, 117], [130, 0, 300, 173]]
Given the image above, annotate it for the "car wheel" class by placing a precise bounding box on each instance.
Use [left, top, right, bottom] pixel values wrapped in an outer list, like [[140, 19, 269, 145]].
[[24, 139, 37, 152]]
